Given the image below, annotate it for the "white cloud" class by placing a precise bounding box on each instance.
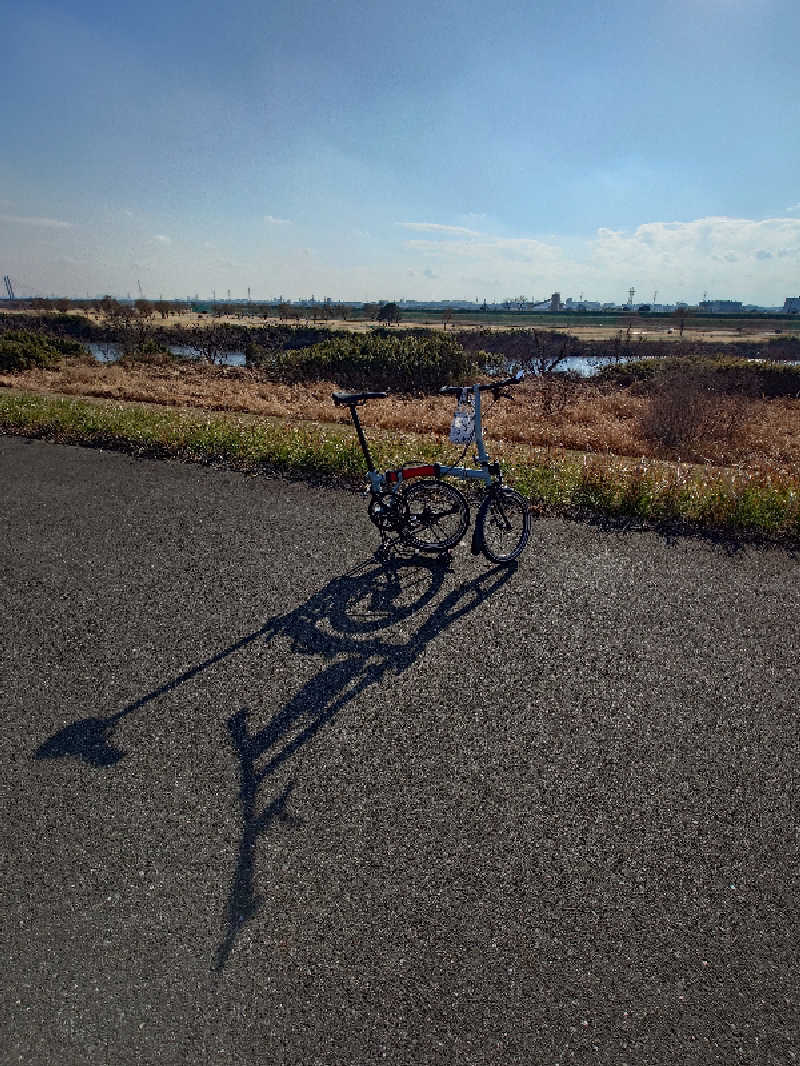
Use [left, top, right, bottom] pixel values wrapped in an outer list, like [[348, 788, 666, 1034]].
[[0, 214, 73, 229], [397, 216, 800, 302], [398, 222, 481, 237], [152, 234, 171, 244], [587, 217, 800, 297], [786, 203, 800, 214], [405, 234, 565, 266], [264, 215, 291, 225]]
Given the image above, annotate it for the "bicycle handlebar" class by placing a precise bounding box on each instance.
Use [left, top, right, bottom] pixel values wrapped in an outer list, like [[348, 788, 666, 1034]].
[[439, 375, 521, 396]]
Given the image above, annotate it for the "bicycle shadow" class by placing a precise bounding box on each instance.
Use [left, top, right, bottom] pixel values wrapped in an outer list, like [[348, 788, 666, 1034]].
[[33, 549, 517, 971]]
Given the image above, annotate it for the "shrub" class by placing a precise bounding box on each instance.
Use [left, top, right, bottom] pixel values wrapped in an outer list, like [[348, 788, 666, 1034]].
[[456, 328, 572, 369], [249, 331, 476, 392], [170, 324, 245, 364], [0, 330, 65, 371], [117, 338, 176, 366], [527, 370, 583, 417], [48, 335, 88, 358], [764, 335, 800, 361], [638, 364, 751, 454], [710, 358, 800, 398], [0, 312, 100, 342], [598, 355, 800, 397], [244, 324, 339, 360], [595, 360, 661, 388]]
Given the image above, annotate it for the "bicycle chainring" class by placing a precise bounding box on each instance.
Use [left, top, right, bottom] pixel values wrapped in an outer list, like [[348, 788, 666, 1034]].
[[368, 492, 409, 535]]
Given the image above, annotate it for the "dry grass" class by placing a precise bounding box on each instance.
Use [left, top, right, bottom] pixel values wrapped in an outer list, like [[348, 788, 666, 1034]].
[[3, 389, 797, 540], [2, 359, 799, 476]]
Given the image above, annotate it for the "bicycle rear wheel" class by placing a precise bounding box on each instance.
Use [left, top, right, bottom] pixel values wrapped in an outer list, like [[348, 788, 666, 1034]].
[[400, 479, 470, 551], [475, 487, 530, 563]]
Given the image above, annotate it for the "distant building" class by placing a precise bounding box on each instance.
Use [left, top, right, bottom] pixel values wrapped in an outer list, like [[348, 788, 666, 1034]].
[[549, 292, 561, 312], [698, 299, 743, 313], [784, 296, 800, 313], [565, 297, 602, 311]]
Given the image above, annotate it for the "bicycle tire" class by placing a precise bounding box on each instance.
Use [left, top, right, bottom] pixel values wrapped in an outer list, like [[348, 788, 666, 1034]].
[[400, 479, 470, 552], [475, 487, 530, 563]]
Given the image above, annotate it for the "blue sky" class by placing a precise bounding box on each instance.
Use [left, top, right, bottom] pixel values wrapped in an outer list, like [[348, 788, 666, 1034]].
[[2, 0, 799, 303]]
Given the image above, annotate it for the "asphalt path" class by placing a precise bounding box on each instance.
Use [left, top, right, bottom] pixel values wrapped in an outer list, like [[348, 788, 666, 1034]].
[[2, 436, 798, 1065]]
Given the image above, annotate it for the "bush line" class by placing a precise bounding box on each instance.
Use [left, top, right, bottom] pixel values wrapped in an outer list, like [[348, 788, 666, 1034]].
[[1, 390, 797, 541]]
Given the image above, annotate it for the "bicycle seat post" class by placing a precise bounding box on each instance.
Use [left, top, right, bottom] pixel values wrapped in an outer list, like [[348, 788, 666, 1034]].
[[347, 403, 376, 473]]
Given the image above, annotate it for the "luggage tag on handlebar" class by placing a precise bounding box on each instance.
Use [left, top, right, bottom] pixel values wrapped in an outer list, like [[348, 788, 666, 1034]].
[[449, 387, 475, 444]]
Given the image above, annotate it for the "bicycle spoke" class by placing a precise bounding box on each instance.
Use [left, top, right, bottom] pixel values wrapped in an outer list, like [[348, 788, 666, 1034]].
[[400, 480, 470, 551]]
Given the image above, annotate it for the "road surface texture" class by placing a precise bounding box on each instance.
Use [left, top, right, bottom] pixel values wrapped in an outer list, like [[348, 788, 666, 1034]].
[[1, 436, 798, 1065]]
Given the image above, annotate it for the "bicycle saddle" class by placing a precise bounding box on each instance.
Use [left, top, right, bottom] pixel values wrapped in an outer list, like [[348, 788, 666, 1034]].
[[332, 391, 388, 405]]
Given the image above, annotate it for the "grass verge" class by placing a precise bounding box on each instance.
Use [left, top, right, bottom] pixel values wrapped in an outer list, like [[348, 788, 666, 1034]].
[[1, 389, 798, 542]]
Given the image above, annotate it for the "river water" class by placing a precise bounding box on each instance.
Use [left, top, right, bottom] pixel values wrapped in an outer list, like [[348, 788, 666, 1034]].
[[88, 343, 247, 367], [87, 344, 609, 376], [87, 345, 798, 378]]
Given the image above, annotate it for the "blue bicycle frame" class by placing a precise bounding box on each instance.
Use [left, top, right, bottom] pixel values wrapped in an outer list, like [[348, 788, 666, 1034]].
[[339, 378, 516, 494], [333, 372, 530, 562]]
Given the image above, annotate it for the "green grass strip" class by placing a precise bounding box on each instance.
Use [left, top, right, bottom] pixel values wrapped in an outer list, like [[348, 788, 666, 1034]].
[[1, 390, 798, 541]]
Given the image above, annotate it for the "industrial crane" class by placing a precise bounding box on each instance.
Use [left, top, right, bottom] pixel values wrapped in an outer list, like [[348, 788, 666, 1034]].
[[3, 275, 15, 300]]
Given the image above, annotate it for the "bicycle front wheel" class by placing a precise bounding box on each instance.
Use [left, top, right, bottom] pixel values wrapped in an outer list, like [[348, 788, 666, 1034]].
[[476, 487, 530, 563], [400, 479, 470, 552]]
